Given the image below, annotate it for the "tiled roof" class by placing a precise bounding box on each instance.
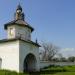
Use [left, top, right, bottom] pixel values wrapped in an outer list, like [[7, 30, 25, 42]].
[[4, 19, 34, 32]]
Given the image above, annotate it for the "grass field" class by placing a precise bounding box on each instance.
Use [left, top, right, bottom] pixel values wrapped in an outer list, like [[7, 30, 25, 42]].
[[0, 70, 29, 75], [41, 72, 75, 75], [40, 65, 75, 75], [0, 66, 75, 75]]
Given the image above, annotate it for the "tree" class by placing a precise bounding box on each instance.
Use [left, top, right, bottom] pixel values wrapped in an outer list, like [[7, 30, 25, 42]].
[[60, 57, 67, 62], [68, 56, 75, 62], [41, 42, 59, 61], [57, 53, 67, 62], [52, 57, 60, 62]]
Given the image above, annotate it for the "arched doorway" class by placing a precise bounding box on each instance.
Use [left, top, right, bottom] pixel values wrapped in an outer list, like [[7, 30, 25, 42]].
[[23, 53, 37, 72]]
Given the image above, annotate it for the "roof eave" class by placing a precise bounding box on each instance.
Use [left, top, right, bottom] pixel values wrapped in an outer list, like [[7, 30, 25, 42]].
[[4, 23, 34, 32], [0, 38, 41, 47]]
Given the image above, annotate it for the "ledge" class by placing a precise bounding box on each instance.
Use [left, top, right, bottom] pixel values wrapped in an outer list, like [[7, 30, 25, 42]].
[[0, 38, 40, 47]]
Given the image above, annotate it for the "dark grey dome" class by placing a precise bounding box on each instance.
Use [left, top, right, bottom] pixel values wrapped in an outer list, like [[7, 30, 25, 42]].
[[17, 4, 22, 11]]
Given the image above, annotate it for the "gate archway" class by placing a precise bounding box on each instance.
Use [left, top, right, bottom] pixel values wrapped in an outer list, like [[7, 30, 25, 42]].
[[23, 53, 37, 72]]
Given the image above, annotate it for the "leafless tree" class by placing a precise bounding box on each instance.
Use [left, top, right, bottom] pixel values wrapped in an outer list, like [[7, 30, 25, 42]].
[[41, 42, 59, 61]]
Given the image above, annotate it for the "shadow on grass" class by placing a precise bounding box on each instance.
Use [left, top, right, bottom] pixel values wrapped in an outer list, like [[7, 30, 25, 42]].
[[28, 71, 59, 75]]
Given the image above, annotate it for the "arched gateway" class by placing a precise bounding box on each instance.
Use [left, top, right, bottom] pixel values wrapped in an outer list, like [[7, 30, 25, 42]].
[[23, 53, 37, 72]]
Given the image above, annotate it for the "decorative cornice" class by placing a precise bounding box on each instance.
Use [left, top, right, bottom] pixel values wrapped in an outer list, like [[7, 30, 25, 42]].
[[0, 38, 40, 47]]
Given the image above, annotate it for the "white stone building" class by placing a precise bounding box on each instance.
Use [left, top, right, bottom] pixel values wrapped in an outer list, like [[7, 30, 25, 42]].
[[0, 4, 40, 72]]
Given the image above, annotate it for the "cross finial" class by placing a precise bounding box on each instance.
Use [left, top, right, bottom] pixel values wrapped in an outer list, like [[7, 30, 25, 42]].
[[19, 0, 21, 4], [18, 0, 22, 9]]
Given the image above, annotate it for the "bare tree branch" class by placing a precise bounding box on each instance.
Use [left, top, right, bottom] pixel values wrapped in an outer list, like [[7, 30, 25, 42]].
[[41, 42, 59, 61]]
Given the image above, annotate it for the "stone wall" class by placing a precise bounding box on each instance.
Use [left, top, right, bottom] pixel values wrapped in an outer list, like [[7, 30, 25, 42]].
[[40, 61, 75, 69]]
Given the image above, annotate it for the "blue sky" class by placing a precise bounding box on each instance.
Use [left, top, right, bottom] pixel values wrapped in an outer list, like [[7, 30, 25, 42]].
[[0, 0, 75, 57]]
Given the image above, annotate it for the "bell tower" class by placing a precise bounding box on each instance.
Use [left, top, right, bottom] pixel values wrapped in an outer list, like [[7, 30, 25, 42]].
[[4, 4, 34, 41], [0, 3, 40, 72]]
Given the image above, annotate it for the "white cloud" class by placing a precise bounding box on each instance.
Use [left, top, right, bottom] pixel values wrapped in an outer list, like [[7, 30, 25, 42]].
[[64, 48, 75, 51], [60, 48, 75, 57]]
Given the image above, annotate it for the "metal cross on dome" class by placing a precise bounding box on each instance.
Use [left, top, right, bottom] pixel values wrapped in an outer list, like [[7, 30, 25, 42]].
[[18, 0, 22, 5], [19, 0, 21, 3]]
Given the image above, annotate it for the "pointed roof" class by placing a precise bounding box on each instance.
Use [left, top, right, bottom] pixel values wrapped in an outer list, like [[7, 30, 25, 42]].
[[4, 19, 34, 32], [4, 4, 34, 32]]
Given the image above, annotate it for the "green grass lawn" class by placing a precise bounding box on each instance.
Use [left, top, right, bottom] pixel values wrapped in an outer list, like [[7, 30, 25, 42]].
[[40, 65, 75, 75], [41, 65, 75, 72], [41, 72, 75, 75], [0, 70, 29, 75], [1, 66, 75, 75]]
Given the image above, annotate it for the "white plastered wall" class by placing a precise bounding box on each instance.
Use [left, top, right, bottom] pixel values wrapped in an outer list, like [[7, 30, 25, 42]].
[[7, 25, 31, 40], [19, 40, 40, 72], [0, 41, 19, 72]]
